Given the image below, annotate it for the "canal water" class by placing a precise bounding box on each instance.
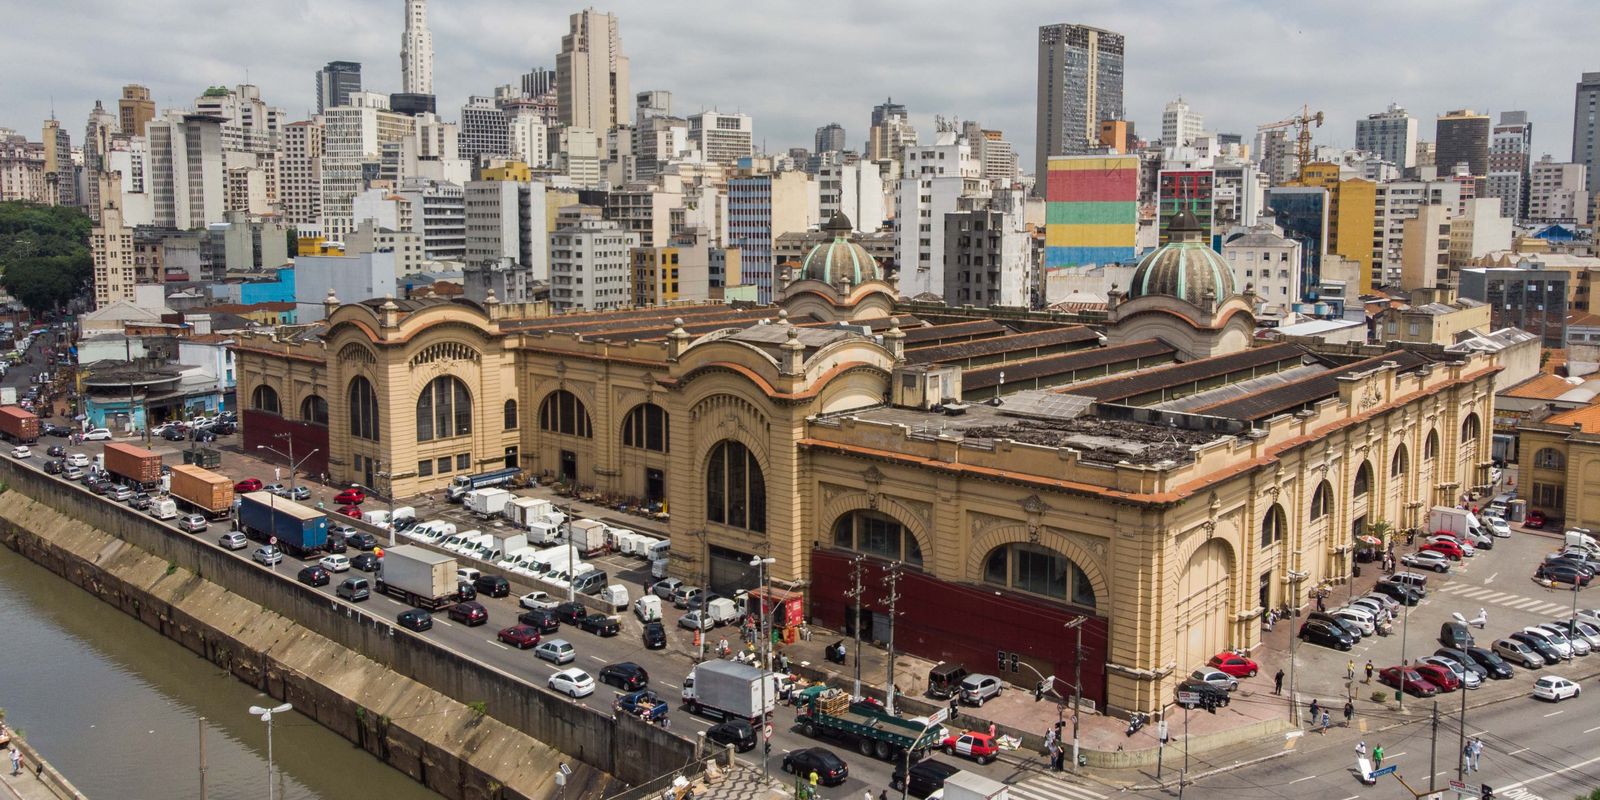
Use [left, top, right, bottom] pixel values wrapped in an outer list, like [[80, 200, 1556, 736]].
[[0, 542, 439, 799]]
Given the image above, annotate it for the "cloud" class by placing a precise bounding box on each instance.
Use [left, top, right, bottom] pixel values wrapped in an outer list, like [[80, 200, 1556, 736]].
[[1, 0, 1595, 170]]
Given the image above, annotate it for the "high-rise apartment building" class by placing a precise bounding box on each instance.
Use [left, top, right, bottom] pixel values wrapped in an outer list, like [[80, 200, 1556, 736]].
[[815, 123, 846, 154], [1258, 129, 1296, 186], [1034, 24, 1125, 193], [41, 119, 75, 207], [464, 178, 547, 276], [867, 98, 917, 164], [943, 206, 1031, 307], [963, 121, 1018, 186], [1354, 103, 1417, 170], [0, 132, 48, 204], [557, 10, 631, 137], [689, 111, 753, 164], [1372, 179, 1461, 287], [817, 161, 885, 232], [1292, 163, 1378, 293], [82, 101, 120, 221], [729, 171, 819, 303], [1435, 109, 1490, 177], [320, 94, 415, 236], [280, 119, 324, 227], [459, 96, 509, 160], [90, 172, 136, 309], [147, 112, 226, 230], [507, 110, 550, 169], [316, 62, 363, 115], [1574, 72, 1600, 201], [401, 0, 434, 96], [899, 129, 990, 295], [1161, 97, 1203, 147], [549, 218, 637, 311], [1487, 111, 1533, 219], [1527, 155, 1590, 223], [119, 84, 155, 138]]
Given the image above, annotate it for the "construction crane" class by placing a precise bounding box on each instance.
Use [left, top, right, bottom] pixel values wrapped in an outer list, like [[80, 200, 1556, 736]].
[[1257, 104, 1325, 175]]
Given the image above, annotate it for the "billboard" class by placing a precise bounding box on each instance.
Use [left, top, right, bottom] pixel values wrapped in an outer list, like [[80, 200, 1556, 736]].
[[1045, 155, 1138, 270]]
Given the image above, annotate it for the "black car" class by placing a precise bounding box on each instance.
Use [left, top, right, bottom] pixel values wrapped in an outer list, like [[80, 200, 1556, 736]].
[[890, 758, 960, 798], [45, 445, 65, 457], [1308, 611, 1364, 641], [1372, 581, 1423, 606], [1544, 558, 1597, 579], [706, 719, 757, 753], [213, 422, 237, 435], [42, 459, 62, 475], [641, 621, 668, 649], [1299, 619, 1355, 651], [323, 534, 348, 554], [41, 423, 69, 437], [346, 532, 378, 551], [1461, 646, 1515, 680], [578, 613, 620, 636], [192, 430, 218, 443], [397, 609, 433, 632], [599, 662, 649, 690], [554, 602, 587, 626], [1509, 631, 1563, 663], [1537, 563, 1593, 586], [784, 748, 849, 787], [351, 553, 381, 572], [297, 565, 331, 587], [161, 428, 186, 441], [518, 608, 561, 634], [473, 574, 511, 598], [448, 601, 489, 627], [1174, 678, 1230, 708]]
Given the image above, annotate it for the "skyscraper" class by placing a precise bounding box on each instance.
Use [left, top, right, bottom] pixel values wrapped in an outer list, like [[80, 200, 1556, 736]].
[[1487, 111, 1532, 219], [1035, 23, 1125, 194], [815, 122, 846, 154], [523, 68, 557, 99], [315, 62, 362, 115], [41, 119, 75, 207], [1574, 72, 1600, 200], [1435, 109, 1490, 177], [1354, 103, 1417, 170], [867, 99, 915, 164], [557, 9, 631, 135], [118, 84, 155, 138], [401, 0, 434, 96], [1161, 97, 1203, 147]]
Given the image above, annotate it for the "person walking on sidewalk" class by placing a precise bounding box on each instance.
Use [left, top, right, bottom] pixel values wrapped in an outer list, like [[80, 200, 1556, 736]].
[[1309, 698, 1320, 722], [8, 747, 18, 777], [1343, 700, 1354, 726], [1319, 711, 1331, 734], [1274, 668, 1285, 695], [1365, 660, 1375, 683], [1355, 740, 1367, 760], [1373, 745, 1384, 769], [1346, 659, 1355, 680]]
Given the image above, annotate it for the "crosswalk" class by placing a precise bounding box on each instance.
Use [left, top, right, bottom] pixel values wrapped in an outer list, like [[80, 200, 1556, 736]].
[[1434, 581, 1579, 618], [1008, 772, 1107, 800]]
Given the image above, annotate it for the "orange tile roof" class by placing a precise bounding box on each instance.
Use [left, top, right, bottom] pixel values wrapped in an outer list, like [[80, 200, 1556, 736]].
[[1570, 311, 1600, 328], [1503, 373, 1577, 400], [1545, 403, 1600, 433]]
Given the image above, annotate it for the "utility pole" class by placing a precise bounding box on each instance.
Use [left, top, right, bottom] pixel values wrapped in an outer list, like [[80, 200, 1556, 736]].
[[1066, 616, 1086, 773], [1286, 569, 1307, 724], [1178, 701, 1190, 800], [1457, 653, 1469, 782], [844, 554, 865, 697], [198, 717, 208, 800], [882, 560, 902, 715], [1399, 596, 1411, 711], [1428, 701, 1440, 796]]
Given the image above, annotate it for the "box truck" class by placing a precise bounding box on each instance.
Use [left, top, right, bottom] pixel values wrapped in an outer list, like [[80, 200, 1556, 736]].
[[168, 464, 234, 519], [465, 487, 512, 519], [104, 442, 162, 488], [1430, 506, 1483, 540], [0, 406, 39, 444], [569, 519, 609, 556], [681, 660, 777, 723], [483, 532, 528, 564], [375, 545, 459, 610], [941, 771, 1009, 800], [507, 497, 555, 528], [237, 492, 329, 558]]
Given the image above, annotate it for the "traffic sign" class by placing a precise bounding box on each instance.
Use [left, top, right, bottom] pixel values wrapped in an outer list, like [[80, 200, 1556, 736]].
[[1370, 765, 1397, 778], [926, 707, 950, 726], [269, 535, 277, 545], [1449, 780, 1469, 794], [1176, 691, 1200, 705]]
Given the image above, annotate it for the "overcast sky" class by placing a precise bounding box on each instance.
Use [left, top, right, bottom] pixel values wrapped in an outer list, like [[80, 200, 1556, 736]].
[[2, 0, 1596, 170]]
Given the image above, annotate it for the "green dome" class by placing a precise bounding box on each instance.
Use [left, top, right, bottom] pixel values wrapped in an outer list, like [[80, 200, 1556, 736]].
[[800, 212, 880, 286], [1127, 208, 1234, 305]]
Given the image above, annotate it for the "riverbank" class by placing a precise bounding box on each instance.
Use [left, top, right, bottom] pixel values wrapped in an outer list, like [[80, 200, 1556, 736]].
[[1, 732, 89, 800]]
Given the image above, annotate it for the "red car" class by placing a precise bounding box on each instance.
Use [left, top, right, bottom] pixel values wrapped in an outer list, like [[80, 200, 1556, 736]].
[[234, 478, 263, 493], [335, 488, 366, 505], [1421, 540, 1464, 560], [1412, 664, 1460, 692], [496, 624, 541, 649], [1377, 666, 1438, 697], [1207, 652, 1259, 678], [1525, 511, 1546, 529], [336, 504, 362, 518], [941, 731, 999, 764]]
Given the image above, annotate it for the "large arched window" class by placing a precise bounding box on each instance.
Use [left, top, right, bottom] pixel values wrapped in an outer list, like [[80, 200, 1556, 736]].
[[1309, 480, 1333, 521], [348, 376, 379, 441], [706, 440, 765, 532], [1461, 413, 1481, 444], [622, 403, 670, 453], [833, 510, 922, 566], [300, 394, 329, 426], [416, 376, 472, 442], [1534, 448, 1566, 470], [1424, 429, 1439, 461], [982, 543, 1096, 608], [1353, 461, 1372, 498], [504, 399, 518, 430], [1260, 503, 1287, 547], [250, 385, 280, 415], [1391, 444, 1409, 478], [538, 390, 593, 438]]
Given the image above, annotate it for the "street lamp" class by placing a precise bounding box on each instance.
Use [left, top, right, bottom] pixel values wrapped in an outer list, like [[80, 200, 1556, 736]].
[[750, 555, 776, 787], [1286, 569, 1308, 725], [256, 439, 320, 500], [249, 702, 293, 800]]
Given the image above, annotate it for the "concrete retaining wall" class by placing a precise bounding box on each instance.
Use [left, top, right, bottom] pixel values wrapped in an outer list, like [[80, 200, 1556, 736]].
[[8, 734, 89, 800]]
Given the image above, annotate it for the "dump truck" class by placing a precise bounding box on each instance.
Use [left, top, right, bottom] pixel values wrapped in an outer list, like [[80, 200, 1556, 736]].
[[681, 660, 776, 723], [376, 545, 459, 610], [104, 442, 162, 488], [795, 689, 945, 760], [237, 492, 328, 558], [0, 405, 39, 444], [168, 464, 234, 519]]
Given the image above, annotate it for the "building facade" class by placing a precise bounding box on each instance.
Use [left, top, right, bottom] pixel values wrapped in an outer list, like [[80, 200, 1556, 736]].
[[557, 10, 631, 136], [1436, 109, 1490, 177], [1486, 111, 1532, 219], [1527, 156, 1590, 223], [549, 218, 637, 311], [1355, 103, 1417, 170], [401, 0, 434, 96], [1034, 23, 1125, 192], [1574, 72, 1600, 201]]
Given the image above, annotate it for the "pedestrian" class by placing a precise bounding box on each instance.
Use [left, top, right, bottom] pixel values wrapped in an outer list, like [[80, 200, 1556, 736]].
[[866, 790, 875, 800], [1471, 739, 1483, 771], [1355, 740, 1367, 760], [1463, 741, 1474, 773], [1346, 659, 1355, 680], [809, 770, 819, 788], [1374, 745, 1384, 769], [949, 698, 959, 720], [880, 791, 888, 800], [988, 722, 997, 739], [7, 747, 17, 777], [1309, 698, 1319, 722], [1365, 660, 1375, 683], [1273, 668, 1284, 695], [1044, 727, 1057, 752], [1320, 711, 1330, 734], [1343, 700, 1354, 726], [1316, 594, 1326, 612]]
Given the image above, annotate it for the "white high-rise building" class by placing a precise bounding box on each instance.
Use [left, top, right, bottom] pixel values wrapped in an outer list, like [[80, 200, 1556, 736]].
[[465, 179, 548, 277], [1372, 178, 1462, 287], [1356, 103, 1418, 170], [897, 127, 989, 298], [817, 161, 885, 232], [507, 110, 549, 168], [280, 119, 324, 227], [147, 112, 226, 230], [320, 93, 415, 236], [401, 0, 434, 96], [688, 111, 753, 165], [549, 218, 637, 311], [1162, 97, 1204, 147], [557, 10, 630, 145], [1527, 155, 1590, 223]]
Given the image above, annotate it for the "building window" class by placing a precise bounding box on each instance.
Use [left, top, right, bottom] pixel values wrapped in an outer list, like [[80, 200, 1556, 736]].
[[348, 377, 379, 441], [1353, 461, 1372, 498], [705, 440, 765, 533], [1461, 413, 1481, 444], [1391, 444, 1409, 477], [417, 459, 433, 477], [504, 399, 518, 430], [1532, 481, 1565, 510], [981, 543, 1096, 608], [832, 510, 922, 566], [458, 453, 471, 471], [1260, 503, 1287, 547], [250, 385, 280, 415], [538, 390, 593, 437], [1425, 429, 1439, 460], [1534, 448, 1565, 470], [416, 376, 473, 442], [1309, 480, 1333, 520], [437, 456, 452, 474], [621, 403, 670, 452], [300, 394, 329, 426]]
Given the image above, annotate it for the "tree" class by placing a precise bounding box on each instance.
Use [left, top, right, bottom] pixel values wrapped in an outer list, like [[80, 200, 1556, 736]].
[[0, 201, 92, 313], [0, 254, 87, 315]]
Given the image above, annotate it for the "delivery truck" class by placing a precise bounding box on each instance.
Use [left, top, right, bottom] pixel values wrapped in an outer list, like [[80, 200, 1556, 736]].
[[465, 487, 512, 519], [375, 545, 459, 610], [445, 467, 521, 502], [507, 497, 555, 528], [168, 464, 235, 519], [104, 442, 162, 488], [940, 771, 1008, 800], [796, 688, 944, 760], [569, 519, 609, 556], [0, 405, 39, 444], [237, 492, 329, 558], [681, 660, 777, 723], [1429, 506, 1485, 540]]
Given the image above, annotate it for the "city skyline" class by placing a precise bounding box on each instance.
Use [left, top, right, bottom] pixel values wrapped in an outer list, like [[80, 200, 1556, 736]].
[[2, 0, 1599, 169]]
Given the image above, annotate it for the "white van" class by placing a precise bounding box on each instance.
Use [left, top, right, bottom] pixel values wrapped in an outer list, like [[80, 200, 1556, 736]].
[[442, 529, 480, 554], [1566, 530, 1600, 554], [527, 520, 561, 545], [391, 506, 417, 526], [634, 594, 663, 622], [645, 539, 670, 562], [462, 533, 496, 561], [422, 521, 457, 545], [497, 546, 536, 572], [705, 596, 740, 626], [530, 548, 574, 580], [149, 498, 179, 520], [362, 509, 391, 529]]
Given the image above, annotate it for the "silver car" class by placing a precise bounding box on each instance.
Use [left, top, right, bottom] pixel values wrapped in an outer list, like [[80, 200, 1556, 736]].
[[1189, 667, 1239, 692], [535, 638, 576, 665]]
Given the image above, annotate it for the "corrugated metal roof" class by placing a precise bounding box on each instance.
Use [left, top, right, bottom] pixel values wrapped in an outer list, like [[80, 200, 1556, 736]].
[[1190, 350, 1431, 422], [907, 326, 1100, 364], [1067, 343, 1308, 402], [963, 339, 1178, 390]]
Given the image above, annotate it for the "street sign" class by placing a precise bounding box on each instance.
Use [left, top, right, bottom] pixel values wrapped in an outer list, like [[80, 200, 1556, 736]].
[[1370, 765, 1397, 778], [926, 707, 950, 726], [1176, 691, 1200, 705], [1449, 780, 1469, 794], [269, 536, 278, 545], [559, 763, 571, 777]]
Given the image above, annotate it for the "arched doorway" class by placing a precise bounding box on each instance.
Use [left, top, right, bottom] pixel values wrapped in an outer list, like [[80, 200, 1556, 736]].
[[1177, 539, 1234, 668]]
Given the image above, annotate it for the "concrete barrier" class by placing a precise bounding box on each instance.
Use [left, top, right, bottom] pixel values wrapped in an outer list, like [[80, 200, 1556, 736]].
[[7, 734, 89, 800]]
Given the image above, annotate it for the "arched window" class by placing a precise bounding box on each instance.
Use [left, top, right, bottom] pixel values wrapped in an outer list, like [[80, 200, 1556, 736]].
[[504, 399, 518, 430], [1353, 461, 1372, 498], [1391, 444, 1409, 477], [416, 376, 472, 442], [300, 394, 329, 425], [250, 385, 280, 415], [348, 376, 379, 441], [1461, 413, 1481, 444], [982, 543, 1096, 608], [1309, 481, 1333, 521], [621, 403, 670, 453], [706, 440, 765, 532], [1424, 429, 1439, 461], [832, 510, 922, 566], [1260, 503, 1287, 547], [538, 390, 593, 438], [1534, 448, 1566, 470]]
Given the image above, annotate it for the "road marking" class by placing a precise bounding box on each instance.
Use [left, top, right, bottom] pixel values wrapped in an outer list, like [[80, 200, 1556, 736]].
[[1481, 592, 1511, 603], [1485, 572, 1498, 584], [589, 655, 607, 663], [436, 619, 454, 627], [1339, 795, 1361, 800], [1508, 747, 1530, 755], [1584, 725, 1600, 734], [1543, 709, 1564, 717], [1289, 776, 1317, 785], [1494, 753, 1600, 794], [1455, 587, 1493, 599], [488, 640, 510, 650], [1389, 752, 1407, 759], [661, 681, 678, 689]]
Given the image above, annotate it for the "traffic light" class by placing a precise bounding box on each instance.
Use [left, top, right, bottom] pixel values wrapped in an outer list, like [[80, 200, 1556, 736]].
[[1480, 785, 1493, 800]]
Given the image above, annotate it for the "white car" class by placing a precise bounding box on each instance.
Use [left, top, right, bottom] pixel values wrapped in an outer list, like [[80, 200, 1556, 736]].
[[1577, 608, 1600, 629], [1401, 550, 1452, 573], [1331, 608, 1376, 636], [1533, 676, 1581, 702], [10, 445, 29, 458], [66, 452, 89, 468], [1488, 517, 1512, 538], [82, 428, 112, 441], [519, 591, 556, 610], [548, 667, 594, 698], [1552, 619, 1600, 649], [320, 554, 351, 573]]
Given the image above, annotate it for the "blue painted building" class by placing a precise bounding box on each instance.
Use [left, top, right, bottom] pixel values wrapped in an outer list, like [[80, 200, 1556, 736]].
[[241, 266, 296, 305]]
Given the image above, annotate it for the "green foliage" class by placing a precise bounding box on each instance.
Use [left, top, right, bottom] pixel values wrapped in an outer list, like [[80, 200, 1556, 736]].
[[1369, 690, 1388, 703], [0, 201, 92, 314], [467, 700, 488, 718]]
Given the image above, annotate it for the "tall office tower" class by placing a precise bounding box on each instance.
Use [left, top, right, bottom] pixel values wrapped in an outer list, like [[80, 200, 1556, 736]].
[[119, 84, 155, 138], [41, 119, 76, 207], [729, 171, 819, 303], [1574, 72, 1600, 200], [1355, 103, 1417, 170], [689, 111, 753, 164], [1034, 23, 1125, 194], [557, 9, 631, 136], [82, 100, 120, 221], [401, 0, 433, 95], [1527, 156, 1589, 223], [867, 98, 917, 164], [523, 67, 557, 99], [1487, 111, 1533, 219], [321, 94, 415, 236], [815, 122, 847, 153], [281, 119, 324, 227], [1161, 97, 1203, 146], [459, 96, 510, 160], [90, 173, 136, 309], [147, 112, 226, 229], [315, 61, 363, 115], [1435, 109, 1490, 177]]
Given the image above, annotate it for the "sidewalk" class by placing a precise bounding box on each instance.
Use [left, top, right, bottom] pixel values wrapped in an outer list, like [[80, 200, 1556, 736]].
[[0, 735, 88, 800]]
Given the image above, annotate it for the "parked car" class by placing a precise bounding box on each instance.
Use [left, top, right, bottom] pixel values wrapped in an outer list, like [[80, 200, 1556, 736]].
[[553, 602, 587, 626], [959, 674, 1003, 706], [1421, 540, 1466, 561], [706, 719, 757, 753], [1378, 666, 1438, 697], [397, 609, 433, 632], [234, 478, 263, 493], [1420, 656, 1482, 689], [535, 638, 576, 665], [652, 578, 684, 600], [496, 624, 542, 649], [1526, 510, 1548, 529], [888, 757, 957, 797], [672, 585, 703, 609], [1532, 675, 1580, 702], [1207, 652, 1259, 678], [336, 577, 371, 602], [448, 601, 489, 627], [252, 545, 283, 566], [678, 610, 715, 631], [1188, 668, 1239, 693], [297, 565, 331, 587], [940, 731, 1000, 765], [1331, 609, 1376, 636], [335, 505, 361, 518], [1372, 581, 1423, 606], [1487, 517, 1512, 538], [320, 554, 351, 573], [1538, 563, 1594, 586], [578, 614, 620, 636], [548, 667, 595, 698], [1508, 632, 1562, 665], [334, 488, 366, 505], [1412, 663, 1460, 692], [1427, 534, 1475, 557], [264, 483, 288, 496], [1175, 678, 1232, 708], [1440, 621, 1476, 650], [82, 428, 112, 441], [598, 662, 649, 691], [1401, 550, 1453, 573], [1309, 611, 1365, 641], [1461, 646, 1516, 679], [641, 621, 668, 650], [788, 748, 850, 788], [1430, 650, 1488, 682], [288, 486, 311, 501], [518, 608, 561, 634], [1298, 619, 1355, 651]]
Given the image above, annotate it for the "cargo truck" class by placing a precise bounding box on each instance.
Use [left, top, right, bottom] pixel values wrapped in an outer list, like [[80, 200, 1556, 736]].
[[681, 660, 777, 723], [375, 545, 459, 610], [941, 771, 1008, 800], [483, 531, 528, 563], [104, 442, 162, 488], [1429, 506, 1484, 540], [237, 492, 329, 558], [445, 467, 521, 502], [465, 487, 513, 518], [168, 464, 235, 519], [569, 519, 609, 556], [0, 405, 39, 444], [795, 689, 944, 760], [507, 496, 555, 528]]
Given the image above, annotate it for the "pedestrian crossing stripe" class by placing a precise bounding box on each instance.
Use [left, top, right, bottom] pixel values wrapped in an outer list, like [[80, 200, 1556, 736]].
[[1433, 583, 1579, 617], [1009, 773, 1107, 800]]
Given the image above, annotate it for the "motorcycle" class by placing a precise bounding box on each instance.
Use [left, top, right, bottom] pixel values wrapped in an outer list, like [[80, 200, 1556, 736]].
[[1125, 712, 1147, 737]]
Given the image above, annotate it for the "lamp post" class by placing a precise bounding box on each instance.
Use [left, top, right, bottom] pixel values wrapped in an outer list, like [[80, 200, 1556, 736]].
[[1064, 616, 1086, 772], [255, 441, 319, 501], [249, 702, 293, 800], [750, 555, 776, 787], [1286, 569, 1308, 724]]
